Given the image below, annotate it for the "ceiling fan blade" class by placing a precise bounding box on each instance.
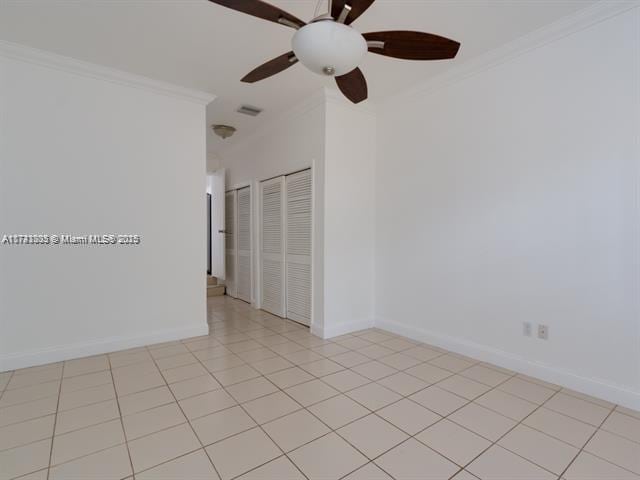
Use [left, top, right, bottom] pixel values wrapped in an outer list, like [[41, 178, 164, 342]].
[[331, 0, 376, 24], [363, 31, 460, 60], [241, 52, 298, 83], [208, 0, 305, 29], [335, 68, 368, 104]]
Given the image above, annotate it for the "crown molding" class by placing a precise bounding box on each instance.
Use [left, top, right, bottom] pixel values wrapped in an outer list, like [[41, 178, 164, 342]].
[[381, 0, 640, 108], [0, 40, 216, 106]]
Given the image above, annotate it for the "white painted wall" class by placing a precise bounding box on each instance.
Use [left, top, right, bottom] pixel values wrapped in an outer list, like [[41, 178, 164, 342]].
[[323, 97, 376, 337], [0, 48, 213, 370], [374, 7, 640, 408], [207, 153, 222, 173]]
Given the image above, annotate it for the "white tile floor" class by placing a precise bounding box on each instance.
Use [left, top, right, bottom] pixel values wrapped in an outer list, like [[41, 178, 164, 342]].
[[1, 296, 639, 480]]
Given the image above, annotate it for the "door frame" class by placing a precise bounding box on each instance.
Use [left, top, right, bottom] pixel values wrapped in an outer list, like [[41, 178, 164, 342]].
[[208, 169, 226, 280], [207, 193, 212, 276]]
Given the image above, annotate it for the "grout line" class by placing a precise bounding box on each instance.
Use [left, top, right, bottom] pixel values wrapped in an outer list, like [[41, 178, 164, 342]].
[[128, 448, 203, 478], [60, 364, 111, 380], [0, 403, 59, 429], [558, 388, 617, 410], [0, 370, 16, 404], [557, 407, 616, 480], [184, 336, 312, 480], [556, 407, 640, 478], [45, 361, 64, 480], [384, 367, 558, 473], [444, 390, 562, 474], [106, 353, 136, 480], [43, 441, 130, 472], [542, 400, 612, 428], [145, 344, 225, 480], [329, 370, 519, 478], [7, 363, 63, 377]]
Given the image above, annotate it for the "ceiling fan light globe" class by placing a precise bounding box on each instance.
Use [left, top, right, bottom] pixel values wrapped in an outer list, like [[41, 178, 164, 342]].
[[292, 21, 367, 77]]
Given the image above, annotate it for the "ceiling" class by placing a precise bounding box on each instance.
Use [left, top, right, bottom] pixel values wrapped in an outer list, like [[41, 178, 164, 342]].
[[0, 0, 597, 156]]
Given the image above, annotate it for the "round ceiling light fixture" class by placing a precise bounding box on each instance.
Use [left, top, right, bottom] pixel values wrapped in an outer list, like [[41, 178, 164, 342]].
[[212, 124, 236, 140], [292, 19, 367, 77]]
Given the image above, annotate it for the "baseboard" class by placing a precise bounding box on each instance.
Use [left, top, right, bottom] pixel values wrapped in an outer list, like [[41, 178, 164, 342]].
[[313, 319, 375, 340], [0, 323, 210, 372], [376, 318, 640, 411]]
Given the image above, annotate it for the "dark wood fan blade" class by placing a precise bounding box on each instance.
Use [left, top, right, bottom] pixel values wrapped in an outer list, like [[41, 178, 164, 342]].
[[331, 0, 375, 24], [363, 31, 460, 60], [241, 52, 298, 83], [335, 68, 368, 104], [209, 0, 305, 29]]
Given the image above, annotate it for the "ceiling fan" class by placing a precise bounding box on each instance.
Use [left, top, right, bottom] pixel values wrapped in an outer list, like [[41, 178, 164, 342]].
[[208, 0, 461, 104]]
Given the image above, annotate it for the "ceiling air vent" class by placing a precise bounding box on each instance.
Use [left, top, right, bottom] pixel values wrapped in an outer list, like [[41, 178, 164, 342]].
[[237, 105, 263, 117]]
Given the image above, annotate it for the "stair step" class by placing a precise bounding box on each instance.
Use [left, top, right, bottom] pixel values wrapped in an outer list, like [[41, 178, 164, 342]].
[[207, 285, 225, 297], [207, 276, 218, 286]]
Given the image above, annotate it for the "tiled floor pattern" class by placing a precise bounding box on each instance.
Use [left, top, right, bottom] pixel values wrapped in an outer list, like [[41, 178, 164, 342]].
[[1, 296, 639, 480]]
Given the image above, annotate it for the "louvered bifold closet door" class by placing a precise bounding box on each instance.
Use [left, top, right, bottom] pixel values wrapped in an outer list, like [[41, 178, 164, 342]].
[[260, 177, 286, 317], [224, 190, 237, 298], [236, 187, 251, 303], [285, 169, 312, 325]]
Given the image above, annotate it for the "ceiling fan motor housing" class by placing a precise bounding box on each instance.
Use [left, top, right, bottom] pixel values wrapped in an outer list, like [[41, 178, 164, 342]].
[[292, 20, 367, 77]]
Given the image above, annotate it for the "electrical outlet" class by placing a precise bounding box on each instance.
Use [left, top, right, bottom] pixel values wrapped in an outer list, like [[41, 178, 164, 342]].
[[538, 324, 549, 340], [523, 322, 532, 337]]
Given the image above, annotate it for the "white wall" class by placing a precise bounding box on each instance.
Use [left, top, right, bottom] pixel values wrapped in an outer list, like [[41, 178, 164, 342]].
[[374, 7, 640, 409], [207, 153, 222, 173], [323, 97, 376, 336], [0, 47, 213, 370]]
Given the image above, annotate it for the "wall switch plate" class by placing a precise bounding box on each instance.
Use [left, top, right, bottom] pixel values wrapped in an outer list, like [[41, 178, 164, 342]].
[[538, 324, 549, 340], [523, 322, 532, 337]]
